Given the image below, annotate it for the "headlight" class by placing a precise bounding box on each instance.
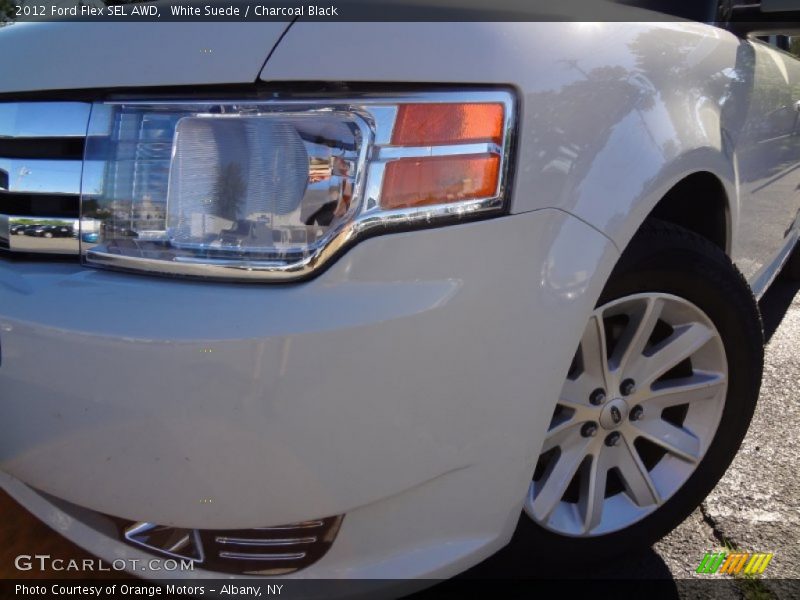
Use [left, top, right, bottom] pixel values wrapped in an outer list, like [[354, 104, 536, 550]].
[[80, 90, 515, 281]]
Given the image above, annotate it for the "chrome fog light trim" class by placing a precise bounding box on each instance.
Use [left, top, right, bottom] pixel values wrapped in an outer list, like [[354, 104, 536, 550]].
[[117, 516, 344, 575]]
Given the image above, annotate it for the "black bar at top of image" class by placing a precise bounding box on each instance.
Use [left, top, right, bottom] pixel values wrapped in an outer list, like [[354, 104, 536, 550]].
[[4, 0, 800, 23]]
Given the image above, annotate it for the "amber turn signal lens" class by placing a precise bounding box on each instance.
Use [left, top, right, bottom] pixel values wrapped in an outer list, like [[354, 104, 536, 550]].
[[391, 103, 504, 146], [381, 154, 500, 210]]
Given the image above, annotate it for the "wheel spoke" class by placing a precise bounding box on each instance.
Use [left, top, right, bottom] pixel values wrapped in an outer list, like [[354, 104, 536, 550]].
[[579, 315, 610, 390], [631, 419, 701, 464], [629, 322, 715, 386], [557, 373, 600, 424], [555, 400, 596, 424], [531, 433, 593, 522], [559, 376, 584, 404], [540, 418, 581, 453], [615, 437, 660, 507], [579, 450, 610, 534], [610, 296, 663, 375], [643, 371, 727, 410], [559, 376, 599, 408]]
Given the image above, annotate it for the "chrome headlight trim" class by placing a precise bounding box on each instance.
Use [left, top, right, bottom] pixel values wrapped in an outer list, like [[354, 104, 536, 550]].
[[81, 90, 516, 282]]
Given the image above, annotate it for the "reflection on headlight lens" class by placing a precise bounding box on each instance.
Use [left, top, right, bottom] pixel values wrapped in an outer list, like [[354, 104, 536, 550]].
[[82, 106, 365, 270], [80, 92, 513, 281]]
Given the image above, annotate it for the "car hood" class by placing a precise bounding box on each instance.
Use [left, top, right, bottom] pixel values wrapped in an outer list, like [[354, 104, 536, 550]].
[[0, 21, 293, 94]]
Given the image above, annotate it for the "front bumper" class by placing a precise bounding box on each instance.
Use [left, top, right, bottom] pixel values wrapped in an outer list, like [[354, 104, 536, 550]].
[[0, 209, 618, 578]]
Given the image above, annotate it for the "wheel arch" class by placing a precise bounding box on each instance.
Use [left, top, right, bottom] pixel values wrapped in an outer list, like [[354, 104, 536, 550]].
[[608, 147, 737, 260], [647, 170, 732, 256]]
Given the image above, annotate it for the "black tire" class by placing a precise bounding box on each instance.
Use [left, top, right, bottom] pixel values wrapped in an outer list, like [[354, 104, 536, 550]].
[[514, 219, 764, 567]]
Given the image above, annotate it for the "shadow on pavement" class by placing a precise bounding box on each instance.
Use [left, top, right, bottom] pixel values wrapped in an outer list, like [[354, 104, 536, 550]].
[[453, 515, 676, 580], [758, 276, 800, 343], [410, 518, 682, 596]]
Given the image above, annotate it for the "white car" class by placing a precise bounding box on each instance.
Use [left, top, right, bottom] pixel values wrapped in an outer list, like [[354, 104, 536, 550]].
[[1, 3, 800, 586]]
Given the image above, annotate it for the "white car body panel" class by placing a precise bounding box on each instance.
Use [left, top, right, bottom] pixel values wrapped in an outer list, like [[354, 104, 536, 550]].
[[0, 209, 619, 578], [0, 17, 799, 580], [0, 22, 289, 93], [263, 21, 800, 287]]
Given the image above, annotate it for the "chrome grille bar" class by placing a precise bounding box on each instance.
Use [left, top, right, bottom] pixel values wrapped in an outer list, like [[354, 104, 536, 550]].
[[214, 536, 318, 546], [0, 101, 90, 256], [218, 551, 307, 561], [0, 215, 79, 254], [0, 102, 91, 138], [0, 158, 82, 195]]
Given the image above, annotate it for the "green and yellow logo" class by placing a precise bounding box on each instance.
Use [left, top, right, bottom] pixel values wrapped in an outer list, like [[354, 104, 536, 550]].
[[697, 551, 774, 575]]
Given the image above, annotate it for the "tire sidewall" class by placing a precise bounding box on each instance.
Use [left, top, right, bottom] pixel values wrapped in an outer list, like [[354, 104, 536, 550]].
[[517, 222, 763, 564]]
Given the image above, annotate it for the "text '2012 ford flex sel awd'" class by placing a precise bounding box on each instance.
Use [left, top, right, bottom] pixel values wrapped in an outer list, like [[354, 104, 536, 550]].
[[1, 1, 800, 587]]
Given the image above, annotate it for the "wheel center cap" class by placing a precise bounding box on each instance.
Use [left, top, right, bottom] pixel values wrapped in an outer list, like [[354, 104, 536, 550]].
[[599, 398, 629, 430]]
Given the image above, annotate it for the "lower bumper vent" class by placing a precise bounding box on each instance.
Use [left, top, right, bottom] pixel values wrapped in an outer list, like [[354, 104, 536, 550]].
[[117, 516, 343, 575]]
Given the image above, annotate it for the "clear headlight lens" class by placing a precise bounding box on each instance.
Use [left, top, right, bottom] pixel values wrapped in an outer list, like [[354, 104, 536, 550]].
[[81, 91, 514, 281]]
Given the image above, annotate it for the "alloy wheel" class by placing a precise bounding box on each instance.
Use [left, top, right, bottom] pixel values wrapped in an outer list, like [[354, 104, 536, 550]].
[[525, 292, 728, 537]]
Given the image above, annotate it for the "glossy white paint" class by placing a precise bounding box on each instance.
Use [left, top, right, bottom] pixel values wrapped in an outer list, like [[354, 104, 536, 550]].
[[0, 209, 619, 576], [0, 22, 289, 93], [2, 17, 800, 581], [262, 21, 800, 285]]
